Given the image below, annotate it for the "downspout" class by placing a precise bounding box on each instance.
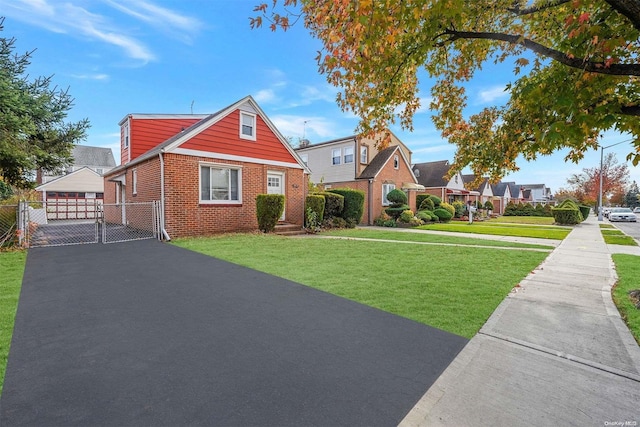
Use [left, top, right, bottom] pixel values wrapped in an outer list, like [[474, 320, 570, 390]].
[[368, 179, 374, 225], [159, 152, 171, 241]]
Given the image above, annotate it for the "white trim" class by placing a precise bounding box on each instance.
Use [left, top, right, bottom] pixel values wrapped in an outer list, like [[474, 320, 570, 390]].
[[118, 113, 208, 125], [199, 162, 242, 205], [360, 145, 368, 164], [331, 148, 341, 165], [343, 146, 354, 164], [393, 154, 399, 169], [239, 111, 257, 141], [132, 169, 137, 195], [267, 170, 286, 221], [35, 166, 102, 191], [382, 183, 396, 206], [171, 147, 304, 169]]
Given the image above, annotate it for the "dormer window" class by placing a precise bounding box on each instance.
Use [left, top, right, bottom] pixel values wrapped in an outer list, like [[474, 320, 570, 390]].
[[240, 111, 256, 140], [123, 121, 130, 148]]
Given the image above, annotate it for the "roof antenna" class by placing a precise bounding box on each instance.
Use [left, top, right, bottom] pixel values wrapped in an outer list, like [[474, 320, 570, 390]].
[[190, 100, 194, 114]]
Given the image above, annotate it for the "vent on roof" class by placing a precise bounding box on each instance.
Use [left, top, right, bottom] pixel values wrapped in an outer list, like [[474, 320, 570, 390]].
[[299, 139, 310, 148], [413, 169, 420, 177]]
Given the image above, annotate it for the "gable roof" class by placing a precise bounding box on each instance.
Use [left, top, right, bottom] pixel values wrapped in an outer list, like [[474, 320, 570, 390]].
[[72, 145, 116, 168], [35, 167, 103, 192], [358, 146, 396, 179], [412, 160, 451, 187], [507, 182, 522, 198], [462, 174, 492, 194], [107, 96, 310, 175], [491, 182, 511, 197]]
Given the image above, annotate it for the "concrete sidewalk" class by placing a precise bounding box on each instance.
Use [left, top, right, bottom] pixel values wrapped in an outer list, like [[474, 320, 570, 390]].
[[400, 215, 640, 427]]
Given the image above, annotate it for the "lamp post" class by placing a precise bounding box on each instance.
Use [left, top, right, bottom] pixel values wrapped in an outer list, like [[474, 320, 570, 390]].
[[598, 140, 629, 221]]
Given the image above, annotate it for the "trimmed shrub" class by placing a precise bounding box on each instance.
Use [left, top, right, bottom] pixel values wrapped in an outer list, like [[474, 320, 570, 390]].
[[427, 194, 442, 207], [433, 208, 453, 221], [374, 212, 393, 226], [416, 210, 430, 222], [386, 189, 407, 205], [504, 201, 517, 216], [385, 205, 410, 219], [552, 199, 583, 225], [256, 194, 285, 232], [416, 194, 430, 211], [484, 200, 494, 211], [419, 197, 435, 211], [315, 192, 344, 219], [578, 205, 591, 221], [440, 202, 455, 217], [399, 209, 414, 223], [452, 201, 465, 218], [305, 195, 325, 224], [521, 203, 535, 216], [328, 188, 365, 223]]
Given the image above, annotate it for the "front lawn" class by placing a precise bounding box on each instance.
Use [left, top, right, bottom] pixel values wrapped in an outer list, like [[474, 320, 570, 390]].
[[322, 228, 555, 250], [415, 221, 570, 240], [486, 216, 556, 225], [173, 234, 548, 339], [601, 229, 639, 246], [0, 250, 26, 394], [611, 254, 640, 344]]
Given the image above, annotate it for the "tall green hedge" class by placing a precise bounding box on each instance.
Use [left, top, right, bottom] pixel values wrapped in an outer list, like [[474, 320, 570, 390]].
[[305, 195, 325, 224], [416, 194, 430, 211], [256, 194, 285, 232], [552, 199, 583, 225], [578, 205, 591, 221], [328, 188, 365, 223], [313, 192, 344, 219]]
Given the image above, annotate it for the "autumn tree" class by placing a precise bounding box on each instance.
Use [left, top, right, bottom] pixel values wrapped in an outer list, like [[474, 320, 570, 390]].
[[0, 18, 89, 188], [565, 152, 628, 206], [252, 1, 640, 183]]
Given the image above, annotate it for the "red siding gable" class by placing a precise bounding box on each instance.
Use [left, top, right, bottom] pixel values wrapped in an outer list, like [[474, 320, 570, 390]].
[[179, 110, 298, 164], [129, 118, 202, 161]]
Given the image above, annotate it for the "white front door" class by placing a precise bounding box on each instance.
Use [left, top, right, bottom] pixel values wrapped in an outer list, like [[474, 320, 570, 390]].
[[267, 172, 285, 221]]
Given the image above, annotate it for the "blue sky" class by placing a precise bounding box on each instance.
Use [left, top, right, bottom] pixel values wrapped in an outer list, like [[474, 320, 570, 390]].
[[2, 0, 637, 193]]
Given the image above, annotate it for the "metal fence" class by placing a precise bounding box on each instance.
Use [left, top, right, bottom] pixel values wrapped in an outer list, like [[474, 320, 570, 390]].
[[11, 200, 162, 248]]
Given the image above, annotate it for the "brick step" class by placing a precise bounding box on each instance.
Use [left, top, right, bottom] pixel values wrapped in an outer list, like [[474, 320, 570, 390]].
[[273, 223, 305, 236]]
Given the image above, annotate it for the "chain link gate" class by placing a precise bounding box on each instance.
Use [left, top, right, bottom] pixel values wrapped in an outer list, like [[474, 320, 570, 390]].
[[18, 200, 162, 247]]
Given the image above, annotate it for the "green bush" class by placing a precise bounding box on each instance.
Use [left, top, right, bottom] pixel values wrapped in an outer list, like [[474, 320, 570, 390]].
[[440, 202, 455, 217], [416, 194, 431, 211], [452, 201, 465, 218], [315, 192, 344, 219], [328, 188, 365, 223], [534, 203, 545, 216], [385, 205, 410, 219], [416, 210, 431, 222], [374, 212, 392, 226], [305, 195, 325, 224], [579, 205, 591, 221], [551, 207, 582, 225], [256, 194, 285, 232], [428, 195, 442, 207], [504, 201, 517, 216], [386, 189, 408, 205], [419, 197, 435, 211], [484, 200, 494, 211], [433, 208, 453, 221], [399, 209, 414, 223]]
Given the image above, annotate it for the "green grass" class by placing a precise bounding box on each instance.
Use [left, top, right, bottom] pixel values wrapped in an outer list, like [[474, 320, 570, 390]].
[[486, 216, 556, 225], [416, 221, 570, 240], [601, 229, 639, 246], [611, 254, 640, 344], [599, 224, 615, 229], [0, 250, 26, 394], [322, 228, 555, 250], [173, 234, 548, 339]]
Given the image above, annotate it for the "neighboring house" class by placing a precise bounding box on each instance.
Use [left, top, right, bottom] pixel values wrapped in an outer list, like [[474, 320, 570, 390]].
[[103, 96, 309, 238], [296, 132, 421, 224], [490, 182, 513, 214], [462, 175, 494, 205], [520, 183, 554, 205], [507, 182, 525, 203], [37, 145, 116, 184], [413, 160, 473, 204]]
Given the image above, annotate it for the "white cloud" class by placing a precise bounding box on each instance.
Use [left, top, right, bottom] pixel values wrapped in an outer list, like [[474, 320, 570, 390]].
[[70, 73, 110, 81], [253, 89, 278, 104], [270, 115, 336, 139], [477, 85, 509, 104]]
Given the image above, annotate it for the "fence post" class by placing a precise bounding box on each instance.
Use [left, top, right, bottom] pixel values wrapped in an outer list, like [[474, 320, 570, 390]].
[[17, 201, 26, 247]]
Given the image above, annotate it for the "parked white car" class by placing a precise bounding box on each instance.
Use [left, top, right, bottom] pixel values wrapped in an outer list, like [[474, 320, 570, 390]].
[[633, 207, 640, 214], [608, 208, 637, 222]]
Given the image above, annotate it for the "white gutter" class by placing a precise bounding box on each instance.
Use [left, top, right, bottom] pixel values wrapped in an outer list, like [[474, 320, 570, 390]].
[[159, 152, 171, 241]]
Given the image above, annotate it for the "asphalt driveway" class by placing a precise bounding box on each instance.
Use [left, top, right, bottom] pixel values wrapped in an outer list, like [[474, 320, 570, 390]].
[[0, 239, 467, 426]]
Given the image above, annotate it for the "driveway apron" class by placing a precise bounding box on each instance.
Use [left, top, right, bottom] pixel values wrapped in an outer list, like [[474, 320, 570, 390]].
[[0, 240, 467, 426]]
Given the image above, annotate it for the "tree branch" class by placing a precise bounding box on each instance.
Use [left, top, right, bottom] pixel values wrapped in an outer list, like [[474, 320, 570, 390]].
[[443, 30, 640, 76], [507, 0, 571, 16], [605, 0, 640, 31], [621, 104, 640, 116]]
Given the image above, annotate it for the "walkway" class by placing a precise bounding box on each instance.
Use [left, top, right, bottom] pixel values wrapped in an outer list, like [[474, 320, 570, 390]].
[[400, 215, 640, 426], [0, 240, 467, 427]]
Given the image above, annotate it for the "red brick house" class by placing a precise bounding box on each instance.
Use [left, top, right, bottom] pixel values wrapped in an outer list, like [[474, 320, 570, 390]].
[[296, 133, 421, 224], [103, 96, 309, 238]]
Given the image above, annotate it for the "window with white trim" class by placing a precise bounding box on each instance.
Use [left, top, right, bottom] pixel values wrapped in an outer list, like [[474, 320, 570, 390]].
[[123, 121, 130, 148], [240, 111, 256, 140], [343, 146, 354, 163], [382, 183, 396, 206], [393, 154, 399, 169], [360, 146, 368, 164], [132, 169, 137, 195], [200, 164, 241, 203], [332, 148, 341, 165]]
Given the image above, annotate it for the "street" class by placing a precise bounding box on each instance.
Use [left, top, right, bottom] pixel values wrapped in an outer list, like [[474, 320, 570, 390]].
[[608, 219, 640, 241]]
